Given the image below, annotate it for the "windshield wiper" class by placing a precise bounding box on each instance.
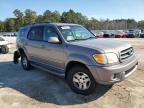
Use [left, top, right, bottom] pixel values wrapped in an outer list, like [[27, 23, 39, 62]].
[[68, 37, 96, 42], [68, 38, 87, 42], [86, 36, 96, 40]]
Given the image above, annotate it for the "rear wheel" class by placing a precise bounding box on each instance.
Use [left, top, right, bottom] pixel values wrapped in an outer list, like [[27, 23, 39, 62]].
[[67, 66, 96, 95], [21, 53, 31, 70], [1, 45, 9, 54]]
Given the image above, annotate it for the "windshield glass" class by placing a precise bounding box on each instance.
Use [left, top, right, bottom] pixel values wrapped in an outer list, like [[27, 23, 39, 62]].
[[0, 37, 4, 41], [58, 25, 95, 42]]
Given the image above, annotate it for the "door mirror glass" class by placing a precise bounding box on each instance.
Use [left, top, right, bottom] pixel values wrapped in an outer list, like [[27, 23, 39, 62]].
[[48, 37, 60, 44]]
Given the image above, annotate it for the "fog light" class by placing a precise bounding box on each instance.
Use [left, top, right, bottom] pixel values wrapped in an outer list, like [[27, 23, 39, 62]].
[[112, 73, 121, 80]]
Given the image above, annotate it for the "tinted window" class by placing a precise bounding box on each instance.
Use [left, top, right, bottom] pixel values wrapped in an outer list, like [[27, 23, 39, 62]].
[[28, 26, 44, 41], [43, 26, 59, 41]]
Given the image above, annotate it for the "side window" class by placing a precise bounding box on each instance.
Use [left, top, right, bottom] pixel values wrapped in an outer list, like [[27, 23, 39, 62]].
[[28, 26, 44, 41], [43, 26, 59, 41]]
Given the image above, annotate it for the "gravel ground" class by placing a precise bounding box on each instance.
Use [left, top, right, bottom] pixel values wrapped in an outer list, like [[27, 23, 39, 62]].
[[0, 37, 144, 108]]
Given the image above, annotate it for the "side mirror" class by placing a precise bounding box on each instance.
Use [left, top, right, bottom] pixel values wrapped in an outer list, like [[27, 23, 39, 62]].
[[48, 37, 60, 44]]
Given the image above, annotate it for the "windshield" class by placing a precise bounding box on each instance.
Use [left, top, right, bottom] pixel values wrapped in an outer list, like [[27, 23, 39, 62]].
[[0, 37, 4, 41], [58, 25, 95, 42]]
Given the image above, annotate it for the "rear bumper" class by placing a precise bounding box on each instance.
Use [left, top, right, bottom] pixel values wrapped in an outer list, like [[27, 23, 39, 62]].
[[88, 56, 138, 85]]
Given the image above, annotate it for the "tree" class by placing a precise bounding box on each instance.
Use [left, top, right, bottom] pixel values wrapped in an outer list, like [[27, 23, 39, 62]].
[[138, 20, 144, 29], [85, 17, 99, 30], [1, 9, 144, 32], [24, 9, 37, 25], [13, 9, 23, 18], [127, 19, 137, 29], [36, 15, 43, 23], [61, 9, 88, 25], [0, 21, 4, 32], [13, 9, 24, 30], [4, 18, 15, 32], [42, 10, 61, 22]]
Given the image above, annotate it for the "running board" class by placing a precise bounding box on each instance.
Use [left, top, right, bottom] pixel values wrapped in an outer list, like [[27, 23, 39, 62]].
[[31, 63, 65, 78]]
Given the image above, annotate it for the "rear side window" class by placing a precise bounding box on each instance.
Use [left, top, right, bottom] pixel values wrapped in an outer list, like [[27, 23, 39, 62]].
[[28, 26, 44, 41], [18, 28, 28, 37]]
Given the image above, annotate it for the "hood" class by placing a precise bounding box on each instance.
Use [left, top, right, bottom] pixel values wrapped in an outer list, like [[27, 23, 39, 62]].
[[71, 38, 131, 53]]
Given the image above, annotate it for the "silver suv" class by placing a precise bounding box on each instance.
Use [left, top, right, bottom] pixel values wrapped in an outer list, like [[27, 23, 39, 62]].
[[14, 22, 138, 95]]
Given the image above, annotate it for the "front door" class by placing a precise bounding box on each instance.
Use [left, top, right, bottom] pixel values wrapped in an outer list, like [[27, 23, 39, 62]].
[[38, 26, 65, 72]]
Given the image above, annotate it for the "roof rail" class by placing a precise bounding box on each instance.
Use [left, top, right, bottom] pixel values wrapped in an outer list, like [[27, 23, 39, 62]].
[[32, 21, 51, 24], [22, 21, 51, 27]]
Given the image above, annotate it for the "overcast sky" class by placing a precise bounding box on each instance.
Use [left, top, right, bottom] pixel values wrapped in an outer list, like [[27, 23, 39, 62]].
[[0, 0, 144, 21]]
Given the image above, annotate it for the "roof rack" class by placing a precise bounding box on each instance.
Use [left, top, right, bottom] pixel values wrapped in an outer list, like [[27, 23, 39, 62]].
[[22, 21, 51, 27], [32, 21, 51, 25]]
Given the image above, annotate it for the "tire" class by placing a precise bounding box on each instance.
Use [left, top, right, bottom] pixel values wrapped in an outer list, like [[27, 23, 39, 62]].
[[1, 45, 9, 54], [21, 53, 31, 70], [67, 66, 96, 95]]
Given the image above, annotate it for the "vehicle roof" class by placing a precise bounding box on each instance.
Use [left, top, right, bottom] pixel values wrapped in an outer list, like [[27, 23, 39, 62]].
[[21, 23, 79, 29], [51, 23, 79, 26]]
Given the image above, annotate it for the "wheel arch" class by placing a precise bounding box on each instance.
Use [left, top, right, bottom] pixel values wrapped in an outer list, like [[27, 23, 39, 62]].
[[18, 48, 30, 60], [65, 61, 90, 79]]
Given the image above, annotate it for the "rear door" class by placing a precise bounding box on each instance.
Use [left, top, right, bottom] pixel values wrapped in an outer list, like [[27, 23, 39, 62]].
[[25, 26, 44, 62]]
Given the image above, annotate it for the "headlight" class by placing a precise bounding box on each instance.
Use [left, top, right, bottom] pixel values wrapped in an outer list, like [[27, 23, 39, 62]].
[[93, 53, 119, 64], [106, 53, 119, 64]]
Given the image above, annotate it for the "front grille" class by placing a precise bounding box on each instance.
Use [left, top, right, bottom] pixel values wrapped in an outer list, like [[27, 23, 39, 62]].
[[120, 47, 133, 61]]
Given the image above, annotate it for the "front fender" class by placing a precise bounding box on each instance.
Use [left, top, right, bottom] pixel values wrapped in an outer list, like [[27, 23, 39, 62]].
[[66, 53, 94, 66]]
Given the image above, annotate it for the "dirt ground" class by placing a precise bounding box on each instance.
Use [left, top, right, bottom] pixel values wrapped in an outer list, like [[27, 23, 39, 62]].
[[0, 37, 144, 108]]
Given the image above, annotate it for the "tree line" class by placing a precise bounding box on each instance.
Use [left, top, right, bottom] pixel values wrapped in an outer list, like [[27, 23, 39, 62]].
[[0, 9, 144, 32]]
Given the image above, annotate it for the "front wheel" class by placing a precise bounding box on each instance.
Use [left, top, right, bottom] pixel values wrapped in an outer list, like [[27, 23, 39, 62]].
[[67, 66, 96, 95], [21, 53, 31, 70]]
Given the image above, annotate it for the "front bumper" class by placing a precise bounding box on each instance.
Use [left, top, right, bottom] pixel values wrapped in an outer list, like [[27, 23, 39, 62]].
[[88, 55, 138, 85]]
